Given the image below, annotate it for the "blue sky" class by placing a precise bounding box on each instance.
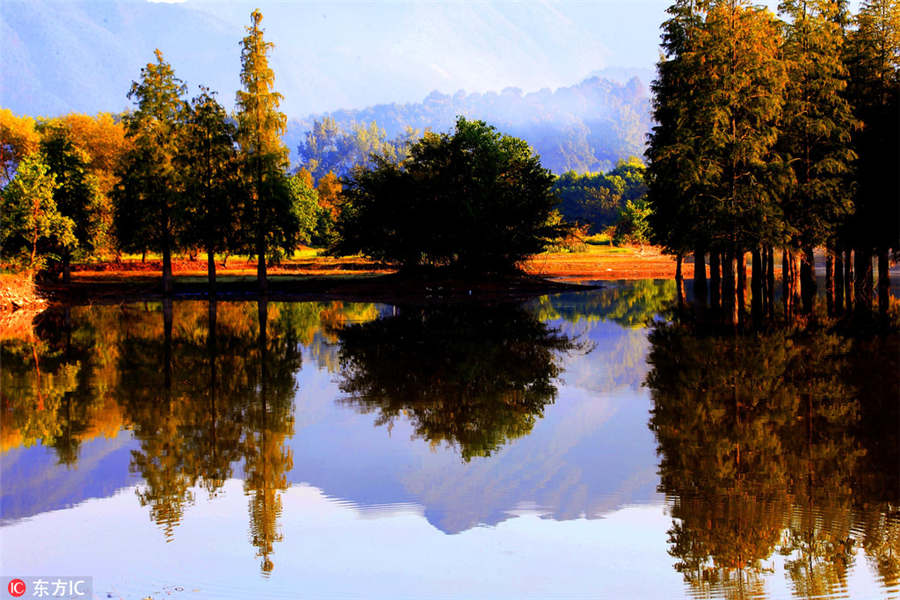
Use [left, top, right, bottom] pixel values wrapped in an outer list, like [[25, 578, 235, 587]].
[[0, 0, 863, 117]]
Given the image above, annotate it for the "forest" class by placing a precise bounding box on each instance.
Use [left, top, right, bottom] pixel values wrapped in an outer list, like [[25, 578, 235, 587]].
[[647, 0, 898, 325]]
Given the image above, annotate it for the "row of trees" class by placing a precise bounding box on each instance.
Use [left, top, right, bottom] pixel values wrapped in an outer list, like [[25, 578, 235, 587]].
[[0, 110, 128, 278], [647, 0, 899, 323], [0, 10, 333, 293], [115, 10, 310, 294]]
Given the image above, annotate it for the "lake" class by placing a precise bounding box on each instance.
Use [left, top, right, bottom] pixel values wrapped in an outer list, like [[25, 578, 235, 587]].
[[1, 281, 897, 600]]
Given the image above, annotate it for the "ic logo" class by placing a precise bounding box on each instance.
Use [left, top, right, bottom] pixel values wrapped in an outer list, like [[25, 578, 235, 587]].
[[7, 579, 26, 597]]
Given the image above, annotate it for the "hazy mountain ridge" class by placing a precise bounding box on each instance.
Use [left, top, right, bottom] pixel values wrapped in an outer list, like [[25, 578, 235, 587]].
[[287, 75, 652, 174]]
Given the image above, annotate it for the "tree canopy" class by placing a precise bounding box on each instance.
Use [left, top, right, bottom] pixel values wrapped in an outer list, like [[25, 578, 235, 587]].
[[335, 116, 566, 274]]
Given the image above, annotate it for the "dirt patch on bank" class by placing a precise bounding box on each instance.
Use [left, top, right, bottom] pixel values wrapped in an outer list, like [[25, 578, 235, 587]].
[[0, 274, 46, 312]]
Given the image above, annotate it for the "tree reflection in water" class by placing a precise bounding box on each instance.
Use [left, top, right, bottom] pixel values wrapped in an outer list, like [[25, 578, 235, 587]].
[[0, 300, 371, 574], [336, 303, 583, 461], [646, 320, 899, 598]]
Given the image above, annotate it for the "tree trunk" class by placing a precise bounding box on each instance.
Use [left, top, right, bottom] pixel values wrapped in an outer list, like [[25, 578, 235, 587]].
[[62, 248, 71, 284], [722, 248, 737, 327], [792, 251, 803, 316], [751, 247, 762, 325], [709, 251, 721, 311], [782, 248, 791, 318], [855, 248, 873, 313], [801, 245, 816, 314], [257, 231, 267, 294], [162, 242, 173, 295], [142, 248, 147, 264], [825, 248, 834, 315], [737, 249, 747, 321], [877, 248, 890, 319], [207, 246, 216, 296], [834, 249, 844, 315], [844, 248, 853, 312], [675, 253, 684, 308], [766, 246, 775, 318], [693, 248, 707, 308]]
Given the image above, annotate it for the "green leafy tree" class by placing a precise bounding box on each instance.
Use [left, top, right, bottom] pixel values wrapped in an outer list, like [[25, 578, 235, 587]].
[[0, 153, 76, 277], [114, 49, 187, 294], [38, 124, 102, 282], [177, 87, 242, 292], [615, 197, 652, 247], [336, 117, 566, 274], [235, 9, 296, 292]]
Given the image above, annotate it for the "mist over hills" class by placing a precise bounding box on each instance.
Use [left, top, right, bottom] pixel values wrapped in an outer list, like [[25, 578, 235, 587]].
[[288, 75, 652, 174]]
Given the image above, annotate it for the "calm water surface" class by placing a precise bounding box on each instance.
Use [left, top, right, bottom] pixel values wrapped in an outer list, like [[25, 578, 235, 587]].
[[1, 281, 897, 599]]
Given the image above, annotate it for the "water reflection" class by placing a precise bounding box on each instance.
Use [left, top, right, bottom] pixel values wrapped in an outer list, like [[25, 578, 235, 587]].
[[336, 304, 582, 461], [1, 300, 378, 574], [645, 320, 900, 598], [1, 284, 897, 597]]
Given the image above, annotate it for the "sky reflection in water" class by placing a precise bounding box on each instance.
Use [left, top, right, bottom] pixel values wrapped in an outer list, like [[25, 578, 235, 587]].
[[1, 281, 897, 600]]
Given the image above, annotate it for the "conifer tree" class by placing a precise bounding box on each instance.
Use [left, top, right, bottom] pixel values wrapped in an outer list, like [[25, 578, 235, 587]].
[[647, 0, 710, 304], [236, 9, 296, 293], [114, 49, 187, 294], [177, 87, 242, 293], [778, 0, 857, 313], [845, 0, 899, 315]]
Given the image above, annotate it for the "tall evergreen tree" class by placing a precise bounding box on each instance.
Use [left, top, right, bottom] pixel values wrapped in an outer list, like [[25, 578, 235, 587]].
[[236, 9, 294, 293], [845, 0, 899, 315], [177, 87, 242, 293], [778, 0, 857, 313], [114, 49, 187, 294], [647, 0, 710, 303]]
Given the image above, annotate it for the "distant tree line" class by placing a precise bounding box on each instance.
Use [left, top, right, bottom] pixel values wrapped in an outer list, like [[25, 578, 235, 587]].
[[647, 0, 899, 323], [287, 76, 651, 175]]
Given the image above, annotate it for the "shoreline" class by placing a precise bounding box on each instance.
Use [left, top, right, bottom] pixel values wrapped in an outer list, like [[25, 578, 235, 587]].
[[35, 272, 602, 307]]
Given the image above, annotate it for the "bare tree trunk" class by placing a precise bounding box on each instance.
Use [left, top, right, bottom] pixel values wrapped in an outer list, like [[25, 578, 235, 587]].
[[782, 248, 791, 318], [722, 248, 737, 327], [855, 248, 873, 313], [693, 248, 707, 308], [844, 248, 853, 312], [877, 248, 890, 319], [792, 251, 803, 316], [257, 232, 267, 294], [835, 248, 844, 315], [801, 245, 816, 314], [737, 249, 748, 322], [825, 247, 834, 315], [675, 253, 685, 308], [62, 248, 71, 284], [207, 247, 216, 296], [709, 251, 721, 311], [751, 247, 762, 325], [162, 242, 173, 295], [766, 246, 775, 318]]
